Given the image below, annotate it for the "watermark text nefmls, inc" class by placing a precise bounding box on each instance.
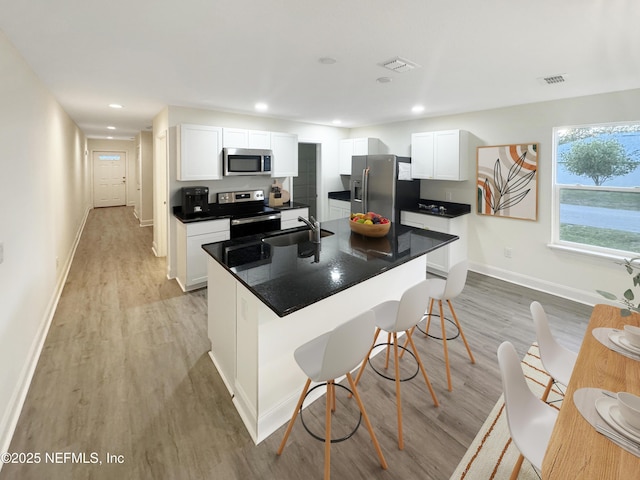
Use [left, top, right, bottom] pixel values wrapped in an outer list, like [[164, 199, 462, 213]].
[[1, 451, 125, 465]]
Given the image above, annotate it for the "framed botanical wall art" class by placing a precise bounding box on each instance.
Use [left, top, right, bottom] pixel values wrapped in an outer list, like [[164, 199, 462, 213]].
[[477, 143, 539, 220]]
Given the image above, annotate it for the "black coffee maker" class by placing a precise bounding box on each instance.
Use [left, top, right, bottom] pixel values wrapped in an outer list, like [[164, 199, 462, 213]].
[[182, 186, 210, 215]]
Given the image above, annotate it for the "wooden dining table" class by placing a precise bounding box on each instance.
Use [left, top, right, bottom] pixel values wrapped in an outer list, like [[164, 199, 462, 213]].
[[542, 303, 640, 479]]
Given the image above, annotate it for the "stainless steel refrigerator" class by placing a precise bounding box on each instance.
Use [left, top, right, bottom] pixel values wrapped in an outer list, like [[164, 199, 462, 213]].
[[350, 155, 420, 223]]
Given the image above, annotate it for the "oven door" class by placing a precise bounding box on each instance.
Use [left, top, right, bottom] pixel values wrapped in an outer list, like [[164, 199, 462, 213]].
[[230, 213, 281, 238]]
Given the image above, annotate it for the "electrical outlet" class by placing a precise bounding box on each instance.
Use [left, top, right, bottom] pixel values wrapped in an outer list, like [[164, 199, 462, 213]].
[[504, 247, 513, 258], [445, 191, 452, 201]]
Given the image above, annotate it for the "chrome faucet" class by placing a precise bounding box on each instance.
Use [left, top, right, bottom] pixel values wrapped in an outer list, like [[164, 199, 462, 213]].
[[298, 215, 321, 243]]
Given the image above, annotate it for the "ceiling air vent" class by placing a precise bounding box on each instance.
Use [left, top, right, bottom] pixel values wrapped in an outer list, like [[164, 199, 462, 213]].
[[380, 57, 420, 73], [539, 74, 567, 85]]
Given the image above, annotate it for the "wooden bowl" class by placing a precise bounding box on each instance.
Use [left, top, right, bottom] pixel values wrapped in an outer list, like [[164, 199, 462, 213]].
[[348, 219, 391, 237]]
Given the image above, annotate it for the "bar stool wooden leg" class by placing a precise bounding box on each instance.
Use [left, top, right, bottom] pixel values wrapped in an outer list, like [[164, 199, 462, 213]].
[[353, 328, 381, 389], [393, 332, 404, 450], [405, 330, 439, 407], [447, 299, 475, 364], [425, 298, 435, 335], [277, 378, 312, 455], [345, 373, 388, 470], [384, 332, 392, 369], [438, 300, 453, 391], [510, 453, 524, 480], [324, 381, 332, 480]]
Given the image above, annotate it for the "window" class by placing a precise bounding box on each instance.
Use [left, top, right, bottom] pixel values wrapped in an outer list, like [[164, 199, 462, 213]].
[[552, 122, 640, 257]]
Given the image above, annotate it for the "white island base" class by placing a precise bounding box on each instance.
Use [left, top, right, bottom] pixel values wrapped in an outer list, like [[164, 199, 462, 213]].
[[207, 255, 427, 444]]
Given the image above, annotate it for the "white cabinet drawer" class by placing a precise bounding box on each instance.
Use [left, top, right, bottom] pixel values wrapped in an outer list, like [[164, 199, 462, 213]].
[[186, 218, 230, 236]]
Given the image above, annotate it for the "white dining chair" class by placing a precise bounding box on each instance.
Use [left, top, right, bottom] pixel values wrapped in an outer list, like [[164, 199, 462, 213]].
[[497, 341, 558, 479], [353, 279, 439, 450], [530, 301, 578, 402], [277, 310, 387, 480]]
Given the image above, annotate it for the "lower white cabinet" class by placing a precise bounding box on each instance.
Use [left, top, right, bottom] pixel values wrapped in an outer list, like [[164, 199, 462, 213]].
[[400, 210, 468, 275], [280, 207, 309, 230], [176, 218, 230, 291], [328, 199, 351, 220]]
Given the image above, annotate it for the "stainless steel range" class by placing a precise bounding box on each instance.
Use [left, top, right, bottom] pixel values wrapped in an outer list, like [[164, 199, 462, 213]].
[[217, 190, 281, 238]]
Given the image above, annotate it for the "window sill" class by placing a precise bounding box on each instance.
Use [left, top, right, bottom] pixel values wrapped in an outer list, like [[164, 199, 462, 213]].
[[547, 243, 630, 262]]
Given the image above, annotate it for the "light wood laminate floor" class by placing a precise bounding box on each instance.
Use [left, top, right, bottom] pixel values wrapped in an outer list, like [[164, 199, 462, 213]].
[[1, 206, 592, 480]]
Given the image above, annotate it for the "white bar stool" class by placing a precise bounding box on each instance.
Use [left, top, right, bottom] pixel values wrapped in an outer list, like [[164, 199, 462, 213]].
[[277, 310, 388, 480], [353, 279, 439, 450], [419, 260, 475, 391]]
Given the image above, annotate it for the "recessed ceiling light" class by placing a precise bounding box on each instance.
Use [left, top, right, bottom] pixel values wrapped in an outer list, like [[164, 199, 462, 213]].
[[319, 57, 337, 64], [332, 119, 342, 125], [376, 77, 392, 84], [412, 105, 425, 113], [108, 103, 123, 109], [255, 102, 268, 112], [107, 126, 116, 130]]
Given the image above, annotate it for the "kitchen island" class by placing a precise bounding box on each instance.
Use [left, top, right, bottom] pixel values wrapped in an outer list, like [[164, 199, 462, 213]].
[[202, 218, 457, 443]]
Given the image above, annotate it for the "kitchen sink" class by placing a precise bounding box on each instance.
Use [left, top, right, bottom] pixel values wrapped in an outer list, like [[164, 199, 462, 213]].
[[262, 228, 334, 247]]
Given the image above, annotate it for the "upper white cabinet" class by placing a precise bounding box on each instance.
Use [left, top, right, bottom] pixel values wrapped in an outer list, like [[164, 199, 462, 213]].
[[177, 124, 223, 181], [271, 132, 298, 177], [411, 129, 469, 181], [339, 137, 382, 175], [222, 128, 271, 149]]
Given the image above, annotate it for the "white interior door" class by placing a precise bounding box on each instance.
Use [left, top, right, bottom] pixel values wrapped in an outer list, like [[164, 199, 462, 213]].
[[93, 151, 126, 207]]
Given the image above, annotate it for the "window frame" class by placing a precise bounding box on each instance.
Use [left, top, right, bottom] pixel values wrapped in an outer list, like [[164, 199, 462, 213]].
[[551, 121, 640, 260]]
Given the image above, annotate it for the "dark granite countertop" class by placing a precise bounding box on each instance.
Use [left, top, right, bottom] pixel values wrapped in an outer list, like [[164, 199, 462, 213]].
[[328, 190, 351, 201], [202, 218, 457, 317], [403, 199, 472, 219], [173, 202, 310, 223]]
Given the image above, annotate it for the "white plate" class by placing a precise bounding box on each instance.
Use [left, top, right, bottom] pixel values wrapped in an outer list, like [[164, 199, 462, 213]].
[[608, 331, 640, 354], [595, 397, 640, 443]]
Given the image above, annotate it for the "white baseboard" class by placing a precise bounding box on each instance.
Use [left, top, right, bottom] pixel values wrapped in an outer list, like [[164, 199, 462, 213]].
[[468, 261, 601, 307], [0, 206, 92, 461]]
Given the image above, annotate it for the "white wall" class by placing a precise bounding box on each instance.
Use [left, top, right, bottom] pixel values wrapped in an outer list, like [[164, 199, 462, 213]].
[[156, 106, 348, 279], [351, 89, 640, 306], [137, 131, 153, 227], [0, 32, 91, 453]]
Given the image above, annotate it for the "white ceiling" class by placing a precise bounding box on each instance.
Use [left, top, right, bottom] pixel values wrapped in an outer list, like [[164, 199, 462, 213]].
[[1, 0, 639, 140]]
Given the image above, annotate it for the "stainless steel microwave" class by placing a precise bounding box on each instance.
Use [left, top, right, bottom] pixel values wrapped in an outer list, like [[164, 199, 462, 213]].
[[223, 148, 273, 176]]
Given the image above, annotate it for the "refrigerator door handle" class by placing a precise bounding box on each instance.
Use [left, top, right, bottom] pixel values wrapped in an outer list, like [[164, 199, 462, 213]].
[[362, 167, 369, 213]]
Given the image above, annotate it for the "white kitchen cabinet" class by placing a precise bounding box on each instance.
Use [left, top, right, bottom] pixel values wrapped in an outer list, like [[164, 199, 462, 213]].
[[328, 199, 351, 220], [401, 210, 468, 275], [280, 207, 309, 230], [222, 128, 271, 149], [176, 124, 223, 181], [271, 132, 298, 177], [411, 129, 469, 181], [176, 218, 230, 291], [339, 137, 382, 175]]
